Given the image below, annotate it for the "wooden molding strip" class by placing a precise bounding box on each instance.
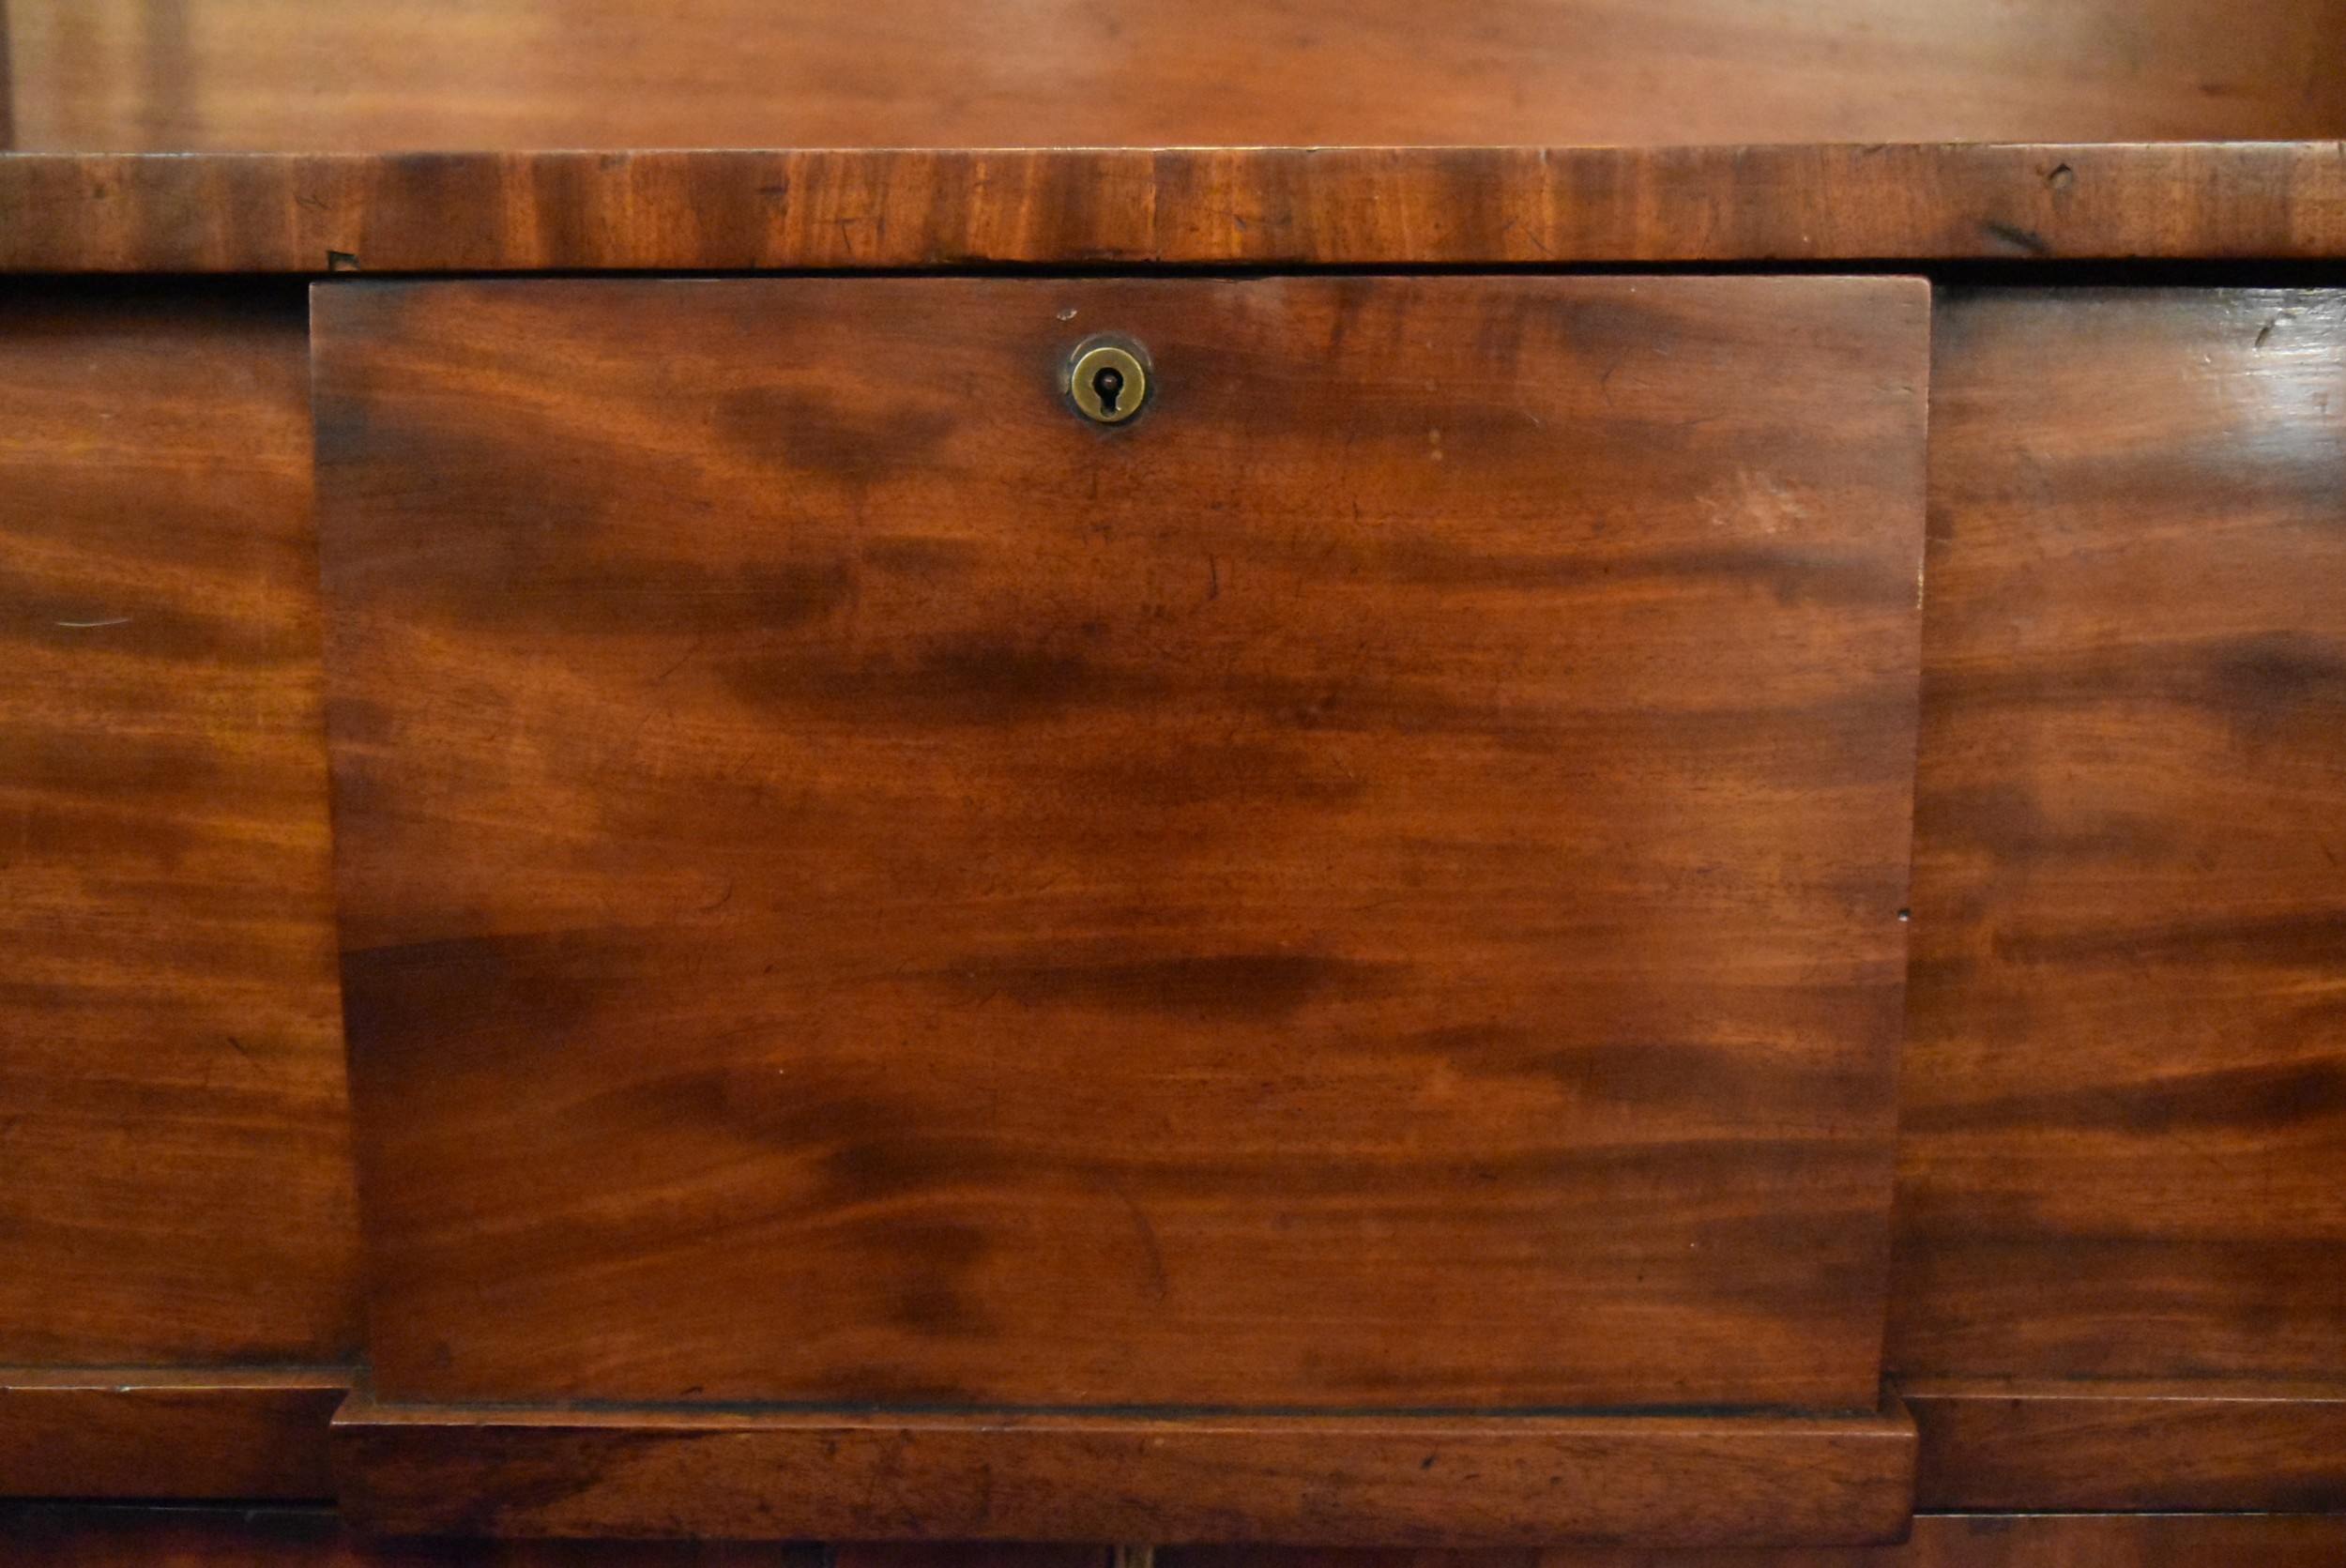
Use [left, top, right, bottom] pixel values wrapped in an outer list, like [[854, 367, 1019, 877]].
[[1903, 1377, 2346, 1512], [332, 1393, 1917, 1545], [0, 1367, 353, 1499], [1, 144, 2342, 273]]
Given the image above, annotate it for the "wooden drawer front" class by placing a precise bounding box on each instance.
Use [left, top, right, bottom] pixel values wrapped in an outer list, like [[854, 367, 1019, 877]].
[[312, 276, 1927, 1415]]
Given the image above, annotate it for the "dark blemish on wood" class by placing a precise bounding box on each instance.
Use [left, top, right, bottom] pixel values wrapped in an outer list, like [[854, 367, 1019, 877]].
[[920, 637, 1101, 721], [788, 1362, 983, 1406], [730, 633, 1155, 725], [879, 1220, 995, 1337], [11, 585, 279, 662], [1691, 1210, 1886, 1312], [1409, 1028, 1887, 1119], [2204, 631, 2346, 737], [326, 251, 360, 271], [1274, 534, 1906, 609], [2045, 163, 2076, 191], [1979, 221, 2053, 257], [937, 951, 1401, 1021], [8, 722, 231, 821], [861, 534, 984, 578], [716, 386, 957, 488], [2211, 632, 2346, 699], [598, 558, 858, 638], [324, 696, 394, 746], [1922, 781, 2167, 861], [1117, 1185, 1172, 1302], [1935, 633, 2346, 733], [2256, 317, 2278, 349], [1991, 908, 2346, 969], [339, 931, 622, 1080], [816, 1120, 995, 1208], [322, 407, 866, 635], [410, 1428, 682, 1533], [1068, 739, 1369, 810], [1907, 1059, 2346, 1137], [675, 1078, 1013, 1205]]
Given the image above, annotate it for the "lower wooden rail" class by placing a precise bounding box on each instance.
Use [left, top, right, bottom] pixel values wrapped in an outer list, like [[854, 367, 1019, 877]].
[[1902, 1376, 2346, 1512], [330, 1393, 1918, 1546], [0, 1367, 352, 1499]]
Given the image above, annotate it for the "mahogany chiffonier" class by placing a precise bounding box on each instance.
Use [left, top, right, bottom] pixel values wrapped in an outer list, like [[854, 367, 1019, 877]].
[[1, 4, 2343, 1564]]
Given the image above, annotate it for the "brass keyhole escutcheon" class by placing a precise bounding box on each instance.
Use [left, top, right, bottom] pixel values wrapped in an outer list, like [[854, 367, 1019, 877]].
[[1068, 340, 1150, 425]]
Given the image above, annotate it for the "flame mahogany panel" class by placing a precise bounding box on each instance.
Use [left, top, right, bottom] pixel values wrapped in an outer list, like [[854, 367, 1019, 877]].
[[312, 276, 1927, 1413]]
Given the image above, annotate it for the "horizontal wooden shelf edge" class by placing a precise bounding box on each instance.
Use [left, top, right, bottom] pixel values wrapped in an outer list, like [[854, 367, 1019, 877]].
[[1900, 1376, 2346, 1513], [331, 1393, 1917, 1546], [2, 143, 2342, 272], [0, 1367, 354, 1499]]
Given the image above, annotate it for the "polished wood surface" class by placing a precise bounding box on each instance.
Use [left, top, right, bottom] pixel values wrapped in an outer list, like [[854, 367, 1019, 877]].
[[0, 285, 361, 1372], [6, 144, 2346, 274], [1890, 288, 2346, 1385], [11, 1509, 2346, 1567], [1903, 1377, 2346, 1511], [9, 0, 2345, 152], [333, 1397, 1916, 1546], [312, 276, 1926, 1419], [0, 1367, 344, 1498]]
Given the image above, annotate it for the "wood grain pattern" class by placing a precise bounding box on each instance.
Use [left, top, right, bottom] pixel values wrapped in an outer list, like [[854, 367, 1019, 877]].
[[0, 1367, 346, 1498], [0, 284, 362, 1371], [9, 0, 2344, 153], [312, 276, 1926, 1418], [329, 1395, 1918, 1545], [2, 145, 2345, 275], [1904, 1377, 2346, 1511], [0, 0, 13, 152], [1889, 289, 2346, 1384]]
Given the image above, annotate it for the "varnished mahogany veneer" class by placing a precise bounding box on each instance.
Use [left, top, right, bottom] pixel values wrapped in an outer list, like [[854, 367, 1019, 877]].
[[0, 286, 360, 1372], [0, 1367, 344, 1499], [1878, 286, 2346, 1514], [12, 0, 2345, 152], [1904, 1377, 2346, 1510], [5, 145, 2345, 274], [1893, 290, 2346, 1385], [312, 275, 1925, 1428], [330, 1397, 1917, 1546], [0, 91, 2338, 1530]]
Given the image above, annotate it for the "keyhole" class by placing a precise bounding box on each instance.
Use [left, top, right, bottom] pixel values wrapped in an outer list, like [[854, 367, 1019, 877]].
[[1067, 341, 1147, 424], [1091, 364, 1124, 415]]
